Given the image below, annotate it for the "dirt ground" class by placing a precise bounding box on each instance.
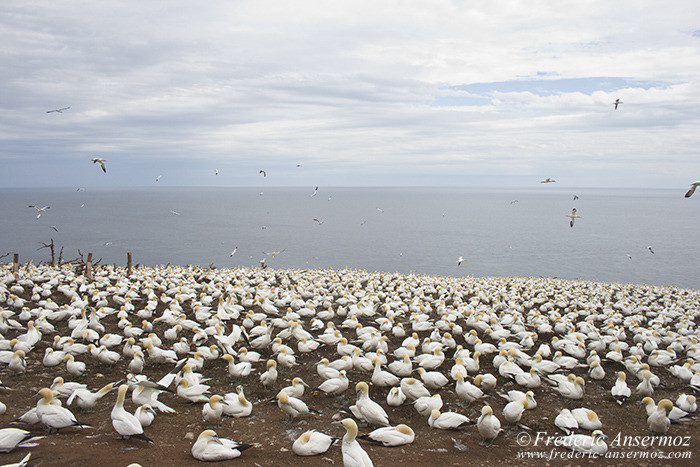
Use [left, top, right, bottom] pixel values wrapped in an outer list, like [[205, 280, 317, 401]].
[[0, 265, 698, 466]]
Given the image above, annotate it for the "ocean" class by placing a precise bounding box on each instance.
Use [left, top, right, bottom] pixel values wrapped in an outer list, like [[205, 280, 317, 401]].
[[1, 186, 698, 289]]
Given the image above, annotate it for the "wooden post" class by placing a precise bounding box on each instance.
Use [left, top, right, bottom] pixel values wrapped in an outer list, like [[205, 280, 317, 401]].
[[86, 252, 93, 281], [12, 253, 19, 276], [127, 252, 132, 277]]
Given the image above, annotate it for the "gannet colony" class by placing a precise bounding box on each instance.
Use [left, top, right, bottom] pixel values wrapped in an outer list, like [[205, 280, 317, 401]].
[[0, 262, 698, 466]]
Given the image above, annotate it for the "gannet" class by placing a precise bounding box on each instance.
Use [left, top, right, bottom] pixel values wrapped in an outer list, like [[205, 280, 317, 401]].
[[555, 408, 578, 434], [27, 205, 50, 220], [50, 376, 87, 398], [685, 181, 700, 198], [648, 399, 673, 434], [613, 98, 622, 109], [636, 370, 654, 396], [359, 424, 414, 447], [36, 388, 87, 432], [280, 376, 309, 399], [202, 395, 226, 425], [565, 208, 580, 228], [292, 430, 334, 456], [400, 378, 431, 401], [540, 178, 556, 183], [91, 157, 107, 173], [611, 372, 631, 405], [371, 357, 400, 387], [260, 360, 278, 389], [588, 361, 605, 380], [428, 408, 473, 430], [223, 386, 252, 418], [562, 430, 608, 455], [388, 354, 412, 376], [112, 385, 153, 443], [571, 408, 602, 430], [191, 430, 255, 461], [0, 428, 44, 453], [350, 382, 390, 426], [318, 370, 349, 395], [473, 374, 497, 391], [339, 418, 373, 467], [413, 394, 443, 417], [177, 379, 210, 403], [457, 256, 465, 266], [502, 398, 528, 425], [676, 394, 697, 413], [134, 405, 156, 427], [386, 387, 407, 406], [47, 106, 70, 113], [277, 390, 312, 419], [477, 406, 502, 445], [2, 452, 32, 467], [67, 382, 118, 410]]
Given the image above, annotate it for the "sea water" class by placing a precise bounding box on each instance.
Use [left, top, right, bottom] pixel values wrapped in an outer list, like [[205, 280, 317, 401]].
[[1, 186, 697, 289]]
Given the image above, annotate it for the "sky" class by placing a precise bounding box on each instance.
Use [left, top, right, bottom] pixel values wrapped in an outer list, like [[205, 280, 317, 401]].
[[1, 0, 699, 188]]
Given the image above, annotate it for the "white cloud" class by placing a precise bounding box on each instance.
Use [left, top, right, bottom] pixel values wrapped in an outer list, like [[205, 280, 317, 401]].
[[1, 1, 699, 187]]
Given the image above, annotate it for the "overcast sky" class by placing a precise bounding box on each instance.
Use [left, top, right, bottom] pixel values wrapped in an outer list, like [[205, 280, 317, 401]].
[[2, 1, 699, 188]]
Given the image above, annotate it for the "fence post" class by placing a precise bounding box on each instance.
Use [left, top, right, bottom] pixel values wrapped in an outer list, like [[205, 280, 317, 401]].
[[127, 252, 132, 277], [86, 252, 93, 281], [13, 253, 19, 276]]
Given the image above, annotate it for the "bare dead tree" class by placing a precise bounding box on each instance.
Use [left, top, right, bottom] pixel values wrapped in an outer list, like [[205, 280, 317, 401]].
[[37, 238, 56, 266]]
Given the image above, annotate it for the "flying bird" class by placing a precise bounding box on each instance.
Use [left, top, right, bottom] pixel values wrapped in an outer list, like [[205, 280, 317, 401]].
[[540, 178, 556, 183], [313, 218, 323, 225], [28, 205, 50, 219], [47, 106, 70, 113], [259, 170, 267, 177], [51, 225, 58, 232], [155, 175, 162, 182], [311, 187, 318, 197], [170, 210, 181, 216], [296, 164, 302, 167], [230, 247, 238, 257], [613, 98, 623, 110], [77, 187, 85, 192], [376, 207, 384, 213], [573, 194, 579, 200], [457, 256, 465, 266], [647, 246, 655, 254], [263, 249, 285, 257], [91, 158, 107, 173], [215, 169, 219, 175], [684, 181, 700, 198], [510, 200, 519, 204], [565, 208, 580, 228]]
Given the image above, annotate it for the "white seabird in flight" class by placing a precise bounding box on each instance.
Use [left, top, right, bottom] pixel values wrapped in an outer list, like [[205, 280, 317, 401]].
[[155, 175, 162, 182], [685, 181, 700, 198], [91, 158, 107, 173], [263, 249, 285, 258], [313, 218, 323, 225], [230, 247, 238, 257], [540, 178, 556, 183], [565, 208, 580, 228], [311, 186, 318, 197], [47, 106, 70, 113], [259, 170, 267, 177], [28, 205, 50, 219], [647, 246, 655, 254], [457, 256, 465, 266]]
